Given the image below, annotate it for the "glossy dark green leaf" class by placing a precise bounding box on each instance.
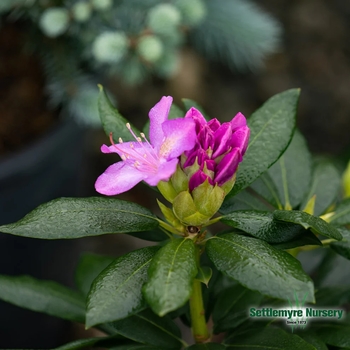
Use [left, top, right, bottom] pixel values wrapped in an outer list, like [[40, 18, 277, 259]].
[[298, 333, 328, 350], [54, 337, 103, 350], [196, 266, 212, 286], [271, 230, 322, 250], [212, 284, 263, 333], [312, 249, 339, 288], [268, 130, 312, 209], [273, 210, 342, 240], [221, 210, 305, 243], [128, 229, 169, 242], [250, 173, 282, 209], [143, 238, 197, 316], [224, 327, 316, 349], [221, 173, 281, 214], [75, 253, 115, 296], [315, 285, 350, 307], [0, 197, 158, 239], [301, 159, 341, 216], [330, 198, 350, 226], [313, 324, 350, 348], [54, 336, 133, 350], [111, 345, 165, 350], [86, 246, 159, 327], [111, 309, 183, 349], [98, 85, 140, 142], [0, 275, 85, 323], [220, 187, 274, 213], [330, 241, 350, 260], [206, 233, 315, 303], [186, 344, 226, 350], [227, 89, 299, 197]]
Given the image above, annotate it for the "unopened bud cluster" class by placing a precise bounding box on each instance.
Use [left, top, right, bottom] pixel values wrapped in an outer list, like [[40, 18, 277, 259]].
[[158, 108, 250, 228]]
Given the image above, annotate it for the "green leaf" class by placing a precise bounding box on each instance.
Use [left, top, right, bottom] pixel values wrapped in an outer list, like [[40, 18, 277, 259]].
[[128, 229, 170, 242], [54, 336, 133, 350], [212, 284, 263, 333], [186, 344, 226, 350], [54, 337, 103, 350], [86, 246, 159, 327], [268, 130, 312, 209], [271, 230, 322, 250], [143, 238, 197, 316], [111, 345, 165, 350], [206, 233, 315, 303], [330, 241, 350, 260], [301, 159, 341, 216], [221, 210, 305, 243], [0, 275, 85, 323], [111, 309, 183, 349], [295, 333, 326, 350], [315, 285, 350, 307], [98, 85, 140, 142], [330, 228, 350, 260], [220, 187, 274, 213], [227, 89, 299, 198], [221, 173, 282, 214], [75, 253, 115, 296], [250, 172, 282, 209], [273, 210, 343, 240], [313, 324, 350, 348], [196, 266, 212, 287], [182, 98, 209, 120], [330, 198, 350, 226], [224, 327, 316, 349], [298, 333, 328, 350], [0, 197, 158, 239]]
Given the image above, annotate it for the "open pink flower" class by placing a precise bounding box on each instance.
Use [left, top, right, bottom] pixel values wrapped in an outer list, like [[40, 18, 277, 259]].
[[95, 96, 196, 195], [183, 108, 250, 191]]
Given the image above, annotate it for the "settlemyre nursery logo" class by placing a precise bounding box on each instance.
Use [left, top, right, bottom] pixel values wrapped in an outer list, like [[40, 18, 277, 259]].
[[249, 291, 345, 331]]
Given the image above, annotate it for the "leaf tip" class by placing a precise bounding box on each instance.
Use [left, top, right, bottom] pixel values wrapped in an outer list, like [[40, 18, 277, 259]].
[[97, 84, 103, 92]]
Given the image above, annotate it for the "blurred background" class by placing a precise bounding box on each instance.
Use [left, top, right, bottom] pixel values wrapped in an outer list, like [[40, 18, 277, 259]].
[[0, 0, 350, 347]]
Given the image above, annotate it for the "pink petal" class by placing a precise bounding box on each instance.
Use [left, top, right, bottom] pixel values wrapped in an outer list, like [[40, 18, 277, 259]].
[[159, 118, 196, 160], [212, 122, 232, 158], [101, 141, 154, 160], [189, 170, 213, 191], [214, 148, 241, 185], [207, 118, 221, 132], [230, 126, 250, 155], [198, 125, 214, 150], [144, 158, 179, 186], [149, 96, 173, 152], [95, 162, 146, 195], [231, 112, 247, 131], [184, 107, 206, 133]]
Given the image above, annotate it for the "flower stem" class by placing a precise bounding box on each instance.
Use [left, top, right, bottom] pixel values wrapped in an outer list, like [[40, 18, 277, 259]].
[[189, 248, 210, 343]]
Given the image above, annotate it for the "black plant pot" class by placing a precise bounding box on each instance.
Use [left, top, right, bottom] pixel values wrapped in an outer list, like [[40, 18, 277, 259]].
[[0, 120, 87, 348]]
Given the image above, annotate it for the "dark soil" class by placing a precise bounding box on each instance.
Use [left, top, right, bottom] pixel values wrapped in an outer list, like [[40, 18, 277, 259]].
[[0, 22, 57, 156]]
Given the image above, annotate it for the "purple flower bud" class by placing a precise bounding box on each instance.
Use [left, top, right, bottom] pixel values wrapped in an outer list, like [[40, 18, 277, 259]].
[[189, 170, 213, 192], [184, 109, 250, 191]]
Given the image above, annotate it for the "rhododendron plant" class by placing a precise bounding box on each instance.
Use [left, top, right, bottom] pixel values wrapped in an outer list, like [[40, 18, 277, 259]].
[[1, 88, 350, 349]]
